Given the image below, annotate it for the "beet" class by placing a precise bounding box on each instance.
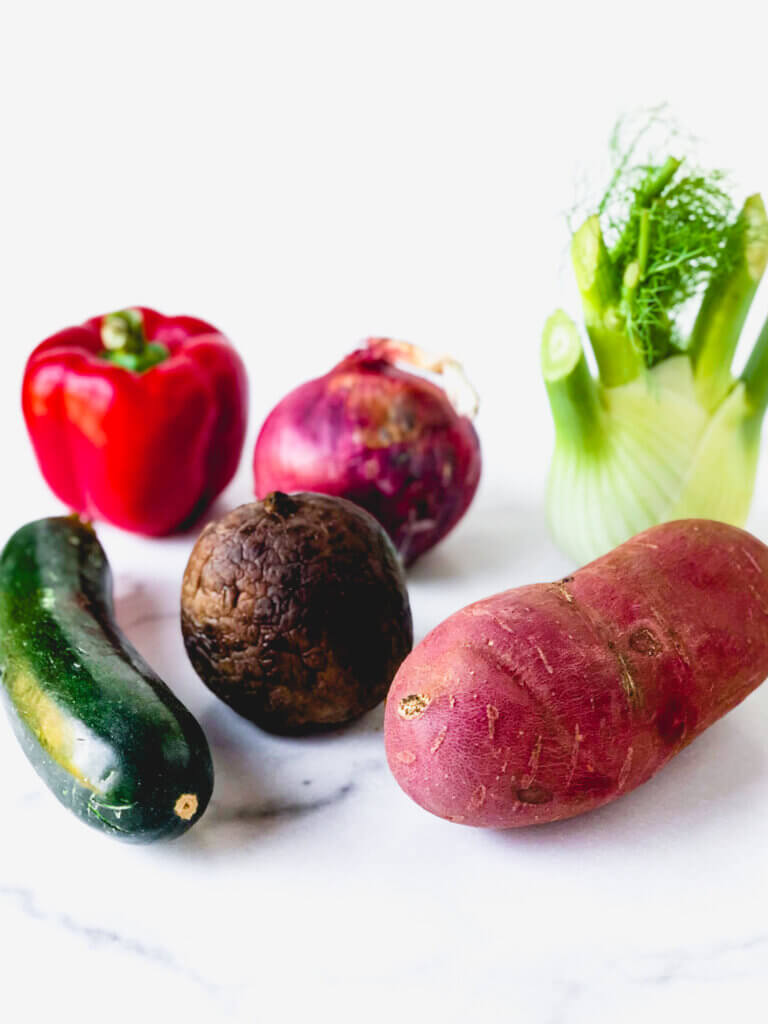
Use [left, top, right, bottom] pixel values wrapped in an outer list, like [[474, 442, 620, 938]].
[[252, 339, 481, 566], [181, 492, 413, 735]]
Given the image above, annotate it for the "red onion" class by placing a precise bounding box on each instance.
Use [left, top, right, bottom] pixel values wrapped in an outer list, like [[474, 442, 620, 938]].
[[253, 339, 481, 566]]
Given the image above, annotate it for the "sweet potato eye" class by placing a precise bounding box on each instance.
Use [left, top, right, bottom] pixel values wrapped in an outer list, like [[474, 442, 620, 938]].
[[398, 694, 430, 720], [656, 697, 689, 745], [516, 784, 553, 805], [629, 627, 661, 656]]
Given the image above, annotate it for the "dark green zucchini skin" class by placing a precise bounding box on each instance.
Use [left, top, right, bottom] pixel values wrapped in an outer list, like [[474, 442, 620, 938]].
[[0, 517, 213, 842]]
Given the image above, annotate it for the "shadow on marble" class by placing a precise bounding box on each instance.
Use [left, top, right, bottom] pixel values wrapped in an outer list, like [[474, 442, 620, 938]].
[[165, 697, 388, 853], [113, 581, 205, 713], [485, 711, 767, 850], [114, 578, 172, 631], [175, 492, 244, 540], [407, 490, 565, 585]]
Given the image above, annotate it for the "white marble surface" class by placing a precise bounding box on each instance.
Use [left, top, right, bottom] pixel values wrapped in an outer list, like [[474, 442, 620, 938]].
[[5, 4, 768, 1021], [4, 471, 768, 1024]]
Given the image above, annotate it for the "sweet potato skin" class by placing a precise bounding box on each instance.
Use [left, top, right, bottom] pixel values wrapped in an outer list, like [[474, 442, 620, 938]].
[[385, 520, 768, 827]]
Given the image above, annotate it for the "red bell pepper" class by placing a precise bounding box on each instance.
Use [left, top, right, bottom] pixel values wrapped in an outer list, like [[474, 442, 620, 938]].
[[22, 307, 248, 536]]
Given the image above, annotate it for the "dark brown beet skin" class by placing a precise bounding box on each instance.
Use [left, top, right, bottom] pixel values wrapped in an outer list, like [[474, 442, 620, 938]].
[[182, 492, 413, 735], [252, 340, 481, 566], [385, 520, 768, 827]]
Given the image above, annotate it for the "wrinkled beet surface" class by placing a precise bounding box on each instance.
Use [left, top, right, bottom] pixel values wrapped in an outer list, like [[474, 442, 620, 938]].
[[385, 520, 768, 827], [252, 343, 481, 566], [182, 492, 413, 735]]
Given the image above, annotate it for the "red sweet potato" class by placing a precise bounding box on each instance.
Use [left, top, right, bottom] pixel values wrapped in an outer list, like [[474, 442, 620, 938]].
[[385, 520, 768, 827]]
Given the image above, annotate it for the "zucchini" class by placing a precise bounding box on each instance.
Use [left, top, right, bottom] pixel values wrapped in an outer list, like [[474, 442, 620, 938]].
[[0, 516, 213, 841]]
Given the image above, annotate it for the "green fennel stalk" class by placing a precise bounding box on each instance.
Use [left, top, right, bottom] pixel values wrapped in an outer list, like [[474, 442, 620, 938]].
[[542, 121, 768, 563]]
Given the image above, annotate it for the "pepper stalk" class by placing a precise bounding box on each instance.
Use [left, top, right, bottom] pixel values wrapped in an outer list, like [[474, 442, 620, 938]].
[[101, 309, 170, 373]]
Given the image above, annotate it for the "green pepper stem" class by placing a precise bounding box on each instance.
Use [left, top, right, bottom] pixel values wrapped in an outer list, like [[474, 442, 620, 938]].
[[690, 194, 768, 412], [101, 309, 147, 355], [99, 309, 170, 373], [542, 310, 604, 450], [571, 217, 645, 387]]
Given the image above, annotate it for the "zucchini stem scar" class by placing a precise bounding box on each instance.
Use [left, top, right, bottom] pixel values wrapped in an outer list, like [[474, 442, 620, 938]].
[[175, 793, 198, 820]]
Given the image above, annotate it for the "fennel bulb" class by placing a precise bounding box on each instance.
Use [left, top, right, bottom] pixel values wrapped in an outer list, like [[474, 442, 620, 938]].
[[543, 131, 768, 565]]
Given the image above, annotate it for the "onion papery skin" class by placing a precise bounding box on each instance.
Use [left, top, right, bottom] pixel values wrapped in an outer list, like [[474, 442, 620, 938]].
[[253, 342, 481, 566]]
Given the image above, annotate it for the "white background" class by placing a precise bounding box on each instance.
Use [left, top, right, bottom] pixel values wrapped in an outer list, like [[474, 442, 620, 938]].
[[2, 2, 768, 1022]]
